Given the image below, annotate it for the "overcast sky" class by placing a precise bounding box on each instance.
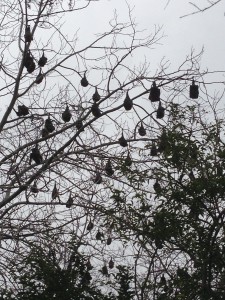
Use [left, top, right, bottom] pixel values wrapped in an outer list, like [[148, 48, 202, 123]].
[[71, 0, 225, 76]]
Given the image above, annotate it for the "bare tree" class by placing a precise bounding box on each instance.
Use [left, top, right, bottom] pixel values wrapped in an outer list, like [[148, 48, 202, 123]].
[[0, 0, 222, 298], [168, 0, 224, 18]]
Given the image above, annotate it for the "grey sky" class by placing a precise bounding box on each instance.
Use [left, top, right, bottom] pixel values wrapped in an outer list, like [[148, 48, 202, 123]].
[[73, 0, 225, 74]]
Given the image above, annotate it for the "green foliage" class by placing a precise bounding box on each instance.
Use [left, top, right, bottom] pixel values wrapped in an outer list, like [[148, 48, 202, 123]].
[[2, 247, 112, 300], [116, 266, 135, 300]]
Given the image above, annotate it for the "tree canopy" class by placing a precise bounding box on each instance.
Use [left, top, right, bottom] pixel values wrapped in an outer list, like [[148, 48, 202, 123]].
[[0, 1, 224, 299]]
